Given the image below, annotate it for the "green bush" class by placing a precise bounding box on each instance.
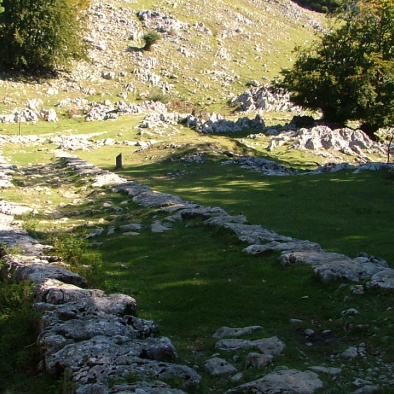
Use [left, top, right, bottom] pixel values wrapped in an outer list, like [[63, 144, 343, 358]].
[[291, 0, 342, 13], [49, 231, 107, 290], [142, 31, 161, 51]]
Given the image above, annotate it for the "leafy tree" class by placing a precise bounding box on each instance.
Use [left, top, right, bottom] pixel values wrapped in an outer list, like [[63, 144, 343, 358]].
[[291, 0, 343, 13], [280, 0, 394, 138], [142, 30, 161, 51], [0, 0, 89, 72]]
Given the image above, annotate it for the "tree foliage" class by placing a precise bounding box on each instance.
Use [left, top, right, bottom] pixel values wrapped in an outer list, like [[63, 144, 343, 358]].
[[0, 0, 89, 72], [292, 0, 343, 13], [280, 0, 394, 137], [142, 31, 161, 51]]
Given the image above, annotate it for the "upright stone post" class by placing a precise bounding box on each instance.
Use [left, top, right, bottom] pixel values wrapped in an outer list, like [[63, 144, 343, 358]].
[[116, 153, 122, 169]]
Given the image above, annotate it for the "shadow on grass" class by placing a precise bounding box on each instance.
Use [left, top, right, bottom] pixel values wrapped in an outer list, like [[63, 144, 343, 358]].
[[109, 155, 394, 264]]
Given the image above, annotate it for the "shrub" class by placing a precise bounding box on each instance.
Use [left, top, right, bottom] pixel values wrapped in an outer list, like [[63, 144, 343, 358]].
[[142, 31, 161, 51]]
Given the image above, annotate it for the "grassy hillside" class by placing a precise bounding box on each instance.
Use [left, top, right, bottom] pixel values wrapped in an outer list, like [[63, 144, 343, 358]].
[[0, 0, 326, 114]]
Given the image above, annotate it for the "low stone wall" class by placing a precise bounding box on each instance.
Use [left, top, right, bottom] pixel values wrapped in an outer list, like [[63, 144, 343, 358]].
[[0, 198, 201, 393]]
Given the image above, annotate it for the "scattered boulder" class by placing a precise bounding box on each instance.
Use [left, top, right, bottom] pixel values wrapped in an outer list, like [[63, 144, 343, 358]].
[[245, 352, 274, 369], [204, 357, 238, 376], [216, 336, 285, 355], [367, 268, 394, 290], [213, 326, 263, 339], [222, 155, 296, 176], [186, 113, 265, 134], [229, 85, 301, 113], [227, 368, 324, 393]]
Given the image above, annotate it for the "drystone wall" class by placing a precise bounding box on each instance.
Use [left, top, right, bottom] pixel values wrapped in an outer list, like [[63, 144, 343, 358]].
[[0, 151, 393, 393]]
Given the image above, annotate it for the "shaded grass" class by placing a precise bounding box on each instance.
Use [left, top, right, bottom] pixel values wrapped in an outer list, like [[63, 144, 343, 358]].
[[90, 206, 393, 392], [103, 157, 394, 265]]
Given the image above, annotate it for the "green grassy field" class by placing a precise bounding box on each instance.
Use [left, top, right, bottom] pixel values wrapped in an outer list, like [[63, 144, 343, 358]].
[[1, 124, 393, 393]]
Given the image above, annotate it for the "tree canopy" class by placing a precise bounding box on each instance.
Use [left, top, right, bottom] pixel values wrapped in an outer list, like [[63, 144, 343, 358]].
[[291, 0, 343, 13], [0, 0, 89, 72], [280, 0, 394, 137]]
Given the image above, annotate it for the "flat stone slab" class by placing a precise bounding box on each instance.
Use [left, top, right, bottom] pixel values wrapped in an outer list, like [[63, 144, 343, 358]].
[[215, 337, 285, 355], [213, 326, 263, 339], [37, 278, 105, 304], [244, 240, 322, 255], [227, 368, 324, 393], [314, 260, 388, 283], [133, 191, 184, 208], [204, 357, 237, 376], [281, 251, 352, 266], [367, 268, 394, 290]]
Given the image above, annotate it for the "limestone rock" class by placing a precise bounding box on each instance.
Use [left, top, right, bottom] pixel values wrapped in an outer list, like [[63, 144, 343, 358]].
[[151, 220, 172, 232], [216, 336, 285, 355], [222, 155, 295, 176], [367, 268, 394, 290], [227, 369, 324, 393], [223, 223, 292, 244], [244, 240, 322, 255], [309, 365, 342, 375], [6, 256, 87, 287], [314, 260, 387, 283], [204, 357, 237, 376], [133, 191, 184, 208], [105, 380, 187, 393], [187, 113, 265, 134], [280, 251, 352, 266], [229, 85, 299, 113], [245, 352, 274, 369], [36, 278, 105, 304], [213, 326, 263, 339]]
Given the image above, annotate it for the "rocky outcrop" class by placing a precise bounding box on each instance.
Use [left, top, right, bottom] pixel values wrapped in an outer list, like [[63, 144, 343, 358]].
[[0, 107, 58, 124], [229, 85, 302, 113], [265, 126, 387, 161], [85, 100, 168, 122], [221, 155, 296, 176], [186, 113, 265, 134]]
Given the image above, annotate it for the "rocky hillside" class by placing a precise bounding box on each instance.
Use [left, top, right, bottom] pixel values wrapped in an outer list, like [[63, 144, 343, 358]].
[[0, 0, 325, 113]]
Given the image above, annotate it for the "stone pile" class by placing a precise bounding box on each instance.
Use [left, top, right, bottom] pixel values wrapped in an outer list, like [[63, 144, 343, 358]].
[[186, 113, 265, 133], [287, 126, 387, 157], [85, 100, 168, 121], [229, 85, 302, 113], [308, 161, 394, 175], [0, 107, 58, 124], [222, 155, 296, 176], [137, 10, 189, 36]]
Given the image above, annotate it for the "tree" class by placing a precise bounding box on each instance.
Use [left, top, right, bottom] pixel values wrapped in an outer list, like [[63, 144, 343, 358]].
[[291, 0, 343, 13], [0, 0, 89, 72], [280, 0, 394, 138], [142, 31, 161, 51]]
